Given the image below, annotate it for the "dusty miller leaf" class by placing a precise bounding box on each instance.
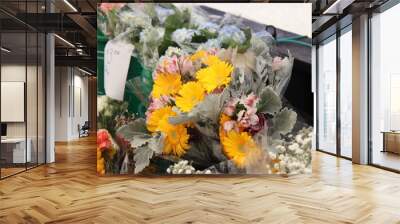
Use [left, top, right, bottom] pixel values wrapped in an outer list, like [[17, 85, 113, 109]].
[[271, 108, 297, 137], [168, 113, 195, 125], [189, 90, 229, 124], [116, 118, 148, 141], [148, 134, 165, 154], [195, 123, 218, 139], [130, 134, 152, 148], [257, 86, 282, 115], [133, 145, 154, 174]]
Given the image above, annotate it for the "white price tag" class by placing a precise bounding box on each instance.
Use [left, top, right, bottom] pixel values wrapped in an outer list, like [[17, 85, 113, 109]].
[[104, 40, 134, 101]]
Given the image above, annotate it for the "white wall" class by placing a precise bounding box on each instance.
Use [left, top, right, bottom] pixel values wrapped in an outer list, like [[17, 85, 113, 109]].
[[55, 67, 89, 141], [1, 63, 46, 163], [175, 3, 312, 37]]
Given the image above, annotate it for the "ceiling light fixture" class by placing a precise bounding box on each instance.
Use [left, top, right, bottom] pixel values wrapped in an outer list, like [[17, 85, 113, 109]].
[[54, 34, 75, 48], [1, 47, 11, 53], [63, 0, 78, 12], [323, 0, 355, 15], [78, 67, 92, 76]]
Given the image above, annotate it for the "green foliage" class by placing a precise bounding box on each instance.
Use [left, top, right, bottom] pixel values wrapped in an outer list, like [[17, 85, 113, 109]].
[[97, 96, 129, 137], [158, 8, 191, 55], [237, 28, 252, 53], [221, 28, 252, 53], [191, 29, 218, 43]]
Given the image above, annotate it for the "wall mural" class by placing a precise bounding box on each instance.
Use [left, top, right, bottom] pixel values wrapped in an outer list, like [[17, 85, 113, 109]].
[[97, 3, 312, 175]]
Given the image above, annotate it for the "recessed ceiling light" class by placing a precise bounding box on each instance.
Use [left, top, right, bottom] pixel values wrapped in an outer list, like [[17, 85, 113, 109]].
[[78, 67, 92, 76], [63, 0, 78, 12], [1, 47, 11, 53], [323, 0, 355, 15], [54, 34, 75, 48]]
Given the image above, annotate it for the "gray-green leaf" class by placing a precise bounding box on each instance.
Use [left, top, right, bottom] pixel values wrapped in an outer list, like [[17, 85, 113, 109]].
[[130, 134, 152, 148], [116, 118, 149, 141], [168, 113, 195, 125], [148, 134, 165, 154], [271, 108, 297, 136], [257, 86, 282, 115], [189, 89, 229, 124], [133, 145, 154, 174]]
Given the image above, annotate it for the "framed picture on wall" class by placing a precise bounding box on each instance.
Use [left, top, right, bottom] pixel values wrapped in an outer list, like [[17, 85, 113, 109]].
[[96, 3, 313, 176]]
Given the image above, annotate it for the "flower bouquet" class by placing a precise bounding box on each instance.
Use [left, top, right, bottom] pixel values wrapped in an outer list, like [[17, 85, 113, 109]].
[[97, 3, 312, 175]]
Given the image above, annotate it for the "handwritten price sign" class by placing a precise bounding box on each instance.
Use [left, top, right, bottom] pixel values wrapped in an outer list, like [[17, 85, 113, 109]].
[[104, 40, 134, 101]]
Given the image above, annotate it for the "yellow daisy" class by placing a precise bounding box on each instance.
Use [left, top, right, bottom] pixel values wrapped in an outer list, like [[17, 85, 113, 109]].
[[175, 82, 206, 112], [146, 107, 190, 156], [146, 106, 176, 133], [221, 131, 261, 168], [151, 73, 182, 99], [159, 121, 190, 157], [203, 55, 221, 66], [190, 50, 208, 62], [196, 60, 234, 93]]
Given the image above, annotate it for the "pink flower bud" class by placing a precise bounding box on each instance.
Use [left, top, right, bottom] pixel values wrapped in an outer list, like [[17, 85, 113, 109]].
[[272, 57, 283, 72]]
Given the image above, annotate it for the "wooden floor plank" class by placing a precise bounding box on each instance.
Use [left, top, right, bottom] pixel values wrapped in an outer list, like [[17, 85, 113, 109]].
[[0, 135, 399, 223]]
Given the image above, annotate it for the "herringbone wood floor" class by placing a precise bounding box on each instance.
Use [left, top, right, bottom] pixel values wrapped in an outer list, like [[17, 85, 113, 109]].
[[1, 136, 400, 224]]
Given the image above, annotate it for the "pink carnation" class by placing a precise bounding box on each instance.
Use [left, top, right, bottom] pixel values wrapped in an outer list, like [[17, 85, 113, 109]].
[[207, 48, 218, 55], [178, 56, 194, 75], [242, 93, 259, 109], [99, 3, 125, 13], [249, 115, 266, 134], [223, 98, 239, 116], [223, 120, 238, 132], [155, 56, 180, 78], [237, 109, 259, 129]]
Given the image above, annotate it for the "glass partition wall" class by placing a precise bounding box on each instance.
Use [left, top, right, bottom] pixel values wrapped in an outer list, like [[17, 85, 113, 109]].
[[0, 2, 46, 179], [317, 35, 337, 155], [370, 3, 400, 172], [316, 25, 352, 159], [339, 26, 352, 159]]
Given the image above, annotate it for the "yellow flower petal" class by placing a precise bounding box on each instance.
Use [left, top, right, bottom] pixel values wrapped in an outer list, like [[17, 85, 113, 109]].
[[162, 124, 190, 157], [190, 50, 208, 61], [196, 60, 233, 93], [146, 106, 176, 133], [221, 130, 260, 168], [175, 82, 206, 112], [151, 73, 182, 99], [146, 106, 190, 157]]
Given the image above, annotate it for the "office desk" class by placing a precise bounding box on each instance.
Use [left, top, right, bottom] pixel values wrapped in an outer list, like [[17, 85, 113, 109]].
[[1, 138, 31, 163], [382, 131, 400, 154]]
